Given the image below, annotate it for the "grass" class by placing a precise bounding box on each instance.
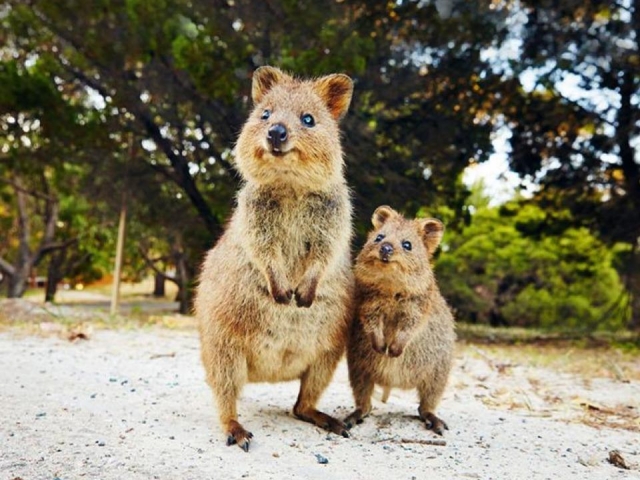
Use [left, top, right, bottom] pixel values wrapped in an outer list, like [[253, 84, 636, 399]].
[[457, 323, 640, 382]]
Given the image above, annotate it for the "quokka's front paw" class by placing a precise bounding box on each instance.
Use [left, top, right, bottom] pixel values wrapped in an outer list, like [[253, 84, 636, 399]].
[[388, 339, 407, 357], [271, 283, 293, 304], [294, 276, 319, 308], [267, 269, 293, 305], [370, 331, 386, 354]]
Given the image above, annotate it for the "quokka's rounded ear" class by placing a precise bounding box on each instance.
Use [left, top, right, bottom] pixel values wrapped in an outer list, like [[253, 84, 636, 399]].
[[419, 218, 444, 254], [313, 73, 354, 120], [372, 205, 397, 229], [252, 66, 292, 104]]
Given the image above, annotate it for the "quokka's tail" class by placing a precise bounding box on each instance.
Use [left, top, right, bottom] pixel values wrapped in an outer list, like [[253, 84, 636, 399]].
[[381, 386, 391, 403]]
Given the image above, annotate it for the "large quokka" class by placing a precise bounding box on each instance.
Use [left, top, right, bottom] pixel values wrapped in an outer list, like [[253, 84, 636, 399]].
[[345, 206, 455, 435], [194, 66, 354, 451]]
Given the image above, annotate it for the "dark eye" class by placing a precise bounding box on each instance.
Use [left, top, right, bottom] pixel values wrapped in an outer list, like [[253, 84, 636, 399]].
[[261, 109, 271, 120], [402, 241, 412, 251], [301, 113, 315, 127], [374, 234, 385, 243]]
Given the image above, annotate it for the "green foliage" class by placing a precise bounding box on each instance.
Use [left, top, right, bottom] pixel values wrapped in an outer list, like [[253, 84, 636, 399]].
[[437, 197, 630, 331], [1, 0, 636, 326]]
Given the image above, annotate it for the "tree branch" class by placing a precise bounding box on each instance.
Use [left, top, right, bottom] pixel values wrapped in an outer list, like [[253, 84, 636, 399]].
[[138, 246, 179, 285], [0, 257, 16, 276]]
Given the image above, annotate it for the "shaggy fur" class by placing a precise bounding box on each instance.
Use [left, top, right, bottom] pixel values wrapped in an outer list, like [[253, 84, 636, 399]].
[[194, 66, 354, 451], [345, 206, 456, 435]]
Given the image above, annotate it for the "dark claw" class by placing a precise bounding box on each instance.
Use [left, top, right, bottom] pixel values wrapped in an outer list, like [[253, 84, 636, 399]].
[[274, 289, 293, 305], [294, 289, 315, 308], [341, 430, 350, 438], [422, 412, 447, 436], [241, 440, 250, 452], [226, 434, 236, 446]]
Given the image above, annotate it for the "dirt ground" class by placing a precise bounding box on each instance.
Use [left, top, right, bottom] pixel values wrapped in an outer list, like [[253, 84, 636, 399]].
[[0, 300, 639, 480]]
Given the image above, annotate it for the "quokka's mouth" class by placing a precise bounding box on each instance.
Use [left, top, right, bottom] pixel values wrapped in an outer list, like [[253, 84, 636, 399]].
[[266, 146, 293, 158]]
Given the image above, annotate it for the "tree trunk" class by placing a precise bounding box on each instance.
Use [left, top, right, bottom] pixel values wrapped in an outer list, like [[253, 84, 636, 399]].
[[45, 249, 65, 303], [174, 255, 190, 315], [1, 174, 62, 299], [110, 196, 127, 316], [153, 272, 166, 298], [169, 237, 191, 315], [7, 265, 29, 298], [625, 248, 640, 331]]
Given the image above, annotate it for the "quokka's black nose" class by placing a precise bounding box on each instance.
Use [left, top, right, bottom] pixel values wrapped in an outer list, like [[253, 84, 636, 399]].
[[267, 123, 288, 151], [380, 243, 394, 260]]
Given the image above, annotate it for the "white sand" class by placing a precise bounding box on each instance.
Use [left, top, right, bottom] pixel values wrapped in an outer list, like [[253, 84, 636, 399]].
[[0, 328, 638, 480]]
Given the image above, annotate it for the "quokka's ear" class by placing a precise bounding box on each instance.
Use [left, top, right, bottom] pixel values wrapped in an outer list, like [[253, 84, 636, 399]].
[[252, 66, 292, 104], [313, 73, 354, 120], [372, 205, 397, 230], [419, 218, 444, 254]]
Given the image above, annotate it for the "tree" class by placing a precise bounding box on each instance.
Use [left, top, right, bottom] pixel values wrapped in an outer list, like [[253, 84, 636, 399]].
[[436, 195, 630, 331], [501, 0, 640, 327], [0, 60, 88, 297], [3, 0, 515, 242]]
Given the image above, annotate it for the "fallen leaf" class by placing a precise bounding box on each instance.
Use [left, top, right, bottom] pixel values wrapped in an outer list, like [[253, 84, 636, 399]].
[[608, 450, 630, 470]]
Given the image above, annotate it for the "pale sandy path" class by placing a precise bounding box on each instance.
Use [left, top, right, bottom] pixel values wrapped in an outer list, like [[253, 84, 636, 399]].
[[0, 328, 638, 480]]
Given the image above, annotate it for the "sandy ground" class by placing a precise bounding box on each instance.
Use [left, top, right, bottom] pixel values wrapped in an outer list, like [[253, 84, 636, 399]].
[[0, 326, 638, 480]]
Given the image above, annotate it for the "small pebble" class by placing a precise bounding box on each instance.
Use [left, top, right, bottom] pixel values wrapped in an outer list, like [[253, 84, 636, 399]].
[[36, 412, 46, 418], [314, 453, 329, 464]]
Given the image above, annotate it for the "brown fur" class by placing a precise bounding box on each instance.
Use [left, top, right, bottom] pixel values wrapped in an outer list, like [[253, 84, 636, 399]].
[[345, 206, 456, 435], [194, 66, 354, 451]]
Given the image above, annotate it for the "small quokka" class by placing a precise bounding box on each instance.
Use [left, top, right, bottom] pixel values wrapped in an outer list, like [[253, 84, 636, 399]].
[[194, 66, 354, 451], [345, 206, 456, 435]]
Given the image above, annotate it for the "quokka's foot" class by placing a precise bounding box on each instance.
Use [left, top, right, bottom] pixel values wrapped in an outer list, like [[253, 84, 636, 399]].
[[294, 408, 350, 438], [420, 411, 448, 436], [225, 420, 254, 452], [344, 408, 367, 429]]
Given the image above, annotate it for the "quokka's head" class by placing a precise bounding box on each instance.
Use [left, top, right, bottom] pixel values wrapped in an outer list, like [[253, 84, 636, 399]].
[[356, 206, 444, 284], [235, 66, 353, 189]]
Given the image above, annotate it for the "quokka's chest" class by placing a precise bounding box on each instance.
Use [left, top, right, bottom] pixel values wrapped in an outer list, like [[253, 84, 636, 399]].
[[245, 189, 345, 235]]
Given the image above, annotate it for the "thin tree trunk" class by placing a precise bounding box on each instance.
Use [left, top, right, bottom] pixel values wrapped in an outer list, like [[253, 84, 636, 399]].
[[110, 197, 127, 316], [153, 272, 166, 298], [170, 236, 190, 314], [45, 249, 65, 303]]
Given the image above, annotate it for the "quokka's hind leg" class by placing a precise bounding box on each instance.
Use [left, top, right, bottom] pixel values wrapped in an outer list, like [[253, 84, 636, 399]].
[[344, 363, 375, 429], [202, 341, 253, 451], [293, 346, 349, 438], [417, 373, 449, 436]]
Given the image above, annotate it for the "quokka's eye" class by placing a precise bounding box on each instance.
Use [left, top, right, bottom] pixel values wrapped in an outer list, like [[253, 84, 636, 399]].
[[261, 109, 271, 120], [402, 241, 412, 251], [301, 113, 315, 127], [374, 234, 385, 243]]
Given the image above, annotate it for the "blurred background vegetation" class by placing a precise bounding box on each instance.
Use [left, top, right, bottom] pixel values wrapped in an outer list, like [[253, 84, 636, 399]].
[[0, 0, 638, 330]]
